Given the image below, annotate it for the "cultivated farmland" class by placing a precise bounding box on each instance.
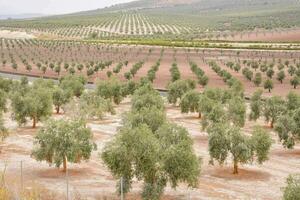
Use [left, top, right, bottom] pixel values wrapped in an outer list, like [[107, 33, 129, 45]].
[[0, 0, 300, 199]]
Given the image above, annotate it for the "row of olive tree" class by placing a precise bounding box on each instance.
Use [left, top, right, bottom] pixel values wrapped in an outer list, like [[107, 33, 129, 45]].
[[177, 82, 272, 174], [250, 90, 300, 149]]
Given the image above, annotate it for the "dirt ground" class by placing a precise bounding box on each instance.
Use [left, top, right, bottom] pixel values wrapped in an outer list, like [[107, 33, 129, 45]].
[[0, 98, 299, 200], [0, 30, 36, 39], [225, 29, 300, 42]]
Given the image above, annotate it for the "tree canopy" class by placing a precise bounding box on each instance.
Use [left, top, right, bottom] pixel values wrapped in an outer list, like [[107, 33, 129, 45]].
[[32, 119, 96, 172], [208, 123, 272, 174]]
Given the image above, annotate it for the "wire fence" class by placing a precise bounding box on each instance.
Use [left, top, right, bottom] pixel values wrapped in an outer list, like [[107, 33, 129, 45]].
[[0, 160, 121, 200], [0, 160, 193, 200]]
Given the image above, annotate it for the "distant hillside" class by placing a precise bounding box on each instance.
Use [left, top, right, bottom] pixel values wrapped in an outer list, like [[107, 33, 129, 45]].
[[0, 13, 45, 20], [0, 0, 300, 41]]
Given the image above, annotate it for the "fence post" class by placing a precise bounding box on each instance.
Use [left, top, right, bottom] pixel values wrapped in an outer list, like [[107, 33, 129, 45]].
[[66, 158, 69, 200], [20, 160, 23, 192], [120, 177, 124, 200]]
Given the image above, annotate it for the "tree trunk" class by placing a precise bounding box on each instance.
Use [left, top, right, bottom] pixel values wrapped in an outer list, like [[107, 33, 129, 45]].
[[63, 156, 67, 173], [56, 106, 60, 114], [32, 116, 37, 128], [270, 120, 274, 129], [198, 112, 202, 119], [233, 160, 238, 174]]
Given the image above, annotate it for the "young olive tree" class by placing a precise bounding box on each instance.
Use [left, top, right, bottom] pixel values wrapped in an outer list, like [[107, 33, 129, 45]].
[[180, 90, 201, 117], [228, 96, 246, 127], [208, 123, 272, 174], [264, 96, 286, 128], [249, 90, 263, 121], [167, 79, 196, 105], [11, 87, 53, 128], [283, 174, 300, 200], [32, 119, 96, 172], [264, 79, 273, 93], [97, 77, 124, 105], [274, 108, 300, 149], [52, 86, 70, 114], [59, 75, 86, 97]]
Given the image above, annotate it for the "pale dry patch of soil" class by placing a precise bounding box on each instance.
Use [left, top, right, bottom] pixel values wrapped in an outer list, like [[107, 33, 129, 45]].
[[0, 30, 36, 39]]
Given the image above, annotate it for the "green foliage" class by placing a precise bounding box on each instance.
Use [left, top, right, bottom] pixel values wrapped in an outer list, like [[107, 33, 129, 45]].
[[59, 75, 86, 97], [264, 96, 286, 128], [290, 76, 300, 89], [274, 106, 300, 149], [0, 89, 7, 113], [167, 79, 195, 105], [0, 115, 8, 141], [10, 84, 53, 128], [32, 119, 96, 172], [249, 90, 263, 121], [180, 90, 201, 116], [253, 72, 262, 87], [208, 123, 271, 174], [79, 91, 115, 120], [102, 122, 200, 199], [121, 80, 137, 96], [228, 97, 246, 127], [250, 126, 272, 164], [131, 84, 164, 112], [283, 174, 300, 200], [276, 70, 285, 84], [52, 86, 70, 114], [102, 82, 200, 199], [97, 77, 124, 105], [286, 92, 300, 111], [170, 62, 181, 82], [124, 107, 166, 133], [264, 79, 273, 92]]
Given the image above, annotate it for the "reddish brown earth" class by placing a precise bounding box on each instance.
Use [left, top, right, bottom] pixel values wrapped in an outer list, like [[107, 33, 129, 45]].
[[1, 42, 300, 97]]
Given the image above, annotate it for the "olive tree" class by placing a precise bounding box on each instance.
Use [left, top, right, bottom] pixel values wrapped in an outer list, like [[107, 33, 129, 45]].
[[283, 174, 300, 200], [32, 119, 96, 172], [208, 123, 272, 174], [167, 79, 196, 105], [52, 86, 70, 114], [10, 87, 53, 128], [131, 84, 164, 112], [264, 96, 286, 128], [274, 108, 300, 149], [0, 115, 8, 141], [249, 90, 263, 121], [276, 70, 285, 83], [101, 123, 200, 199], [180, 90, 201, 117], [97, 77, 124, 105], [228, 97, 246, 127], [79, 91, 115, 120], [264, 79, 273, 92], [59, 75, 86, 97], [290, 76, 300, 89]]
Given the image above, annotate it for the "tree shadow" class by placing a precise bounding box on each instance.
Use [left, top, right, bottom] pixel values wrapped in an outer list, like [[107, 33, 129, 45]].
[[272, 148, 300, 158], [209, 166, 271, 181]]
